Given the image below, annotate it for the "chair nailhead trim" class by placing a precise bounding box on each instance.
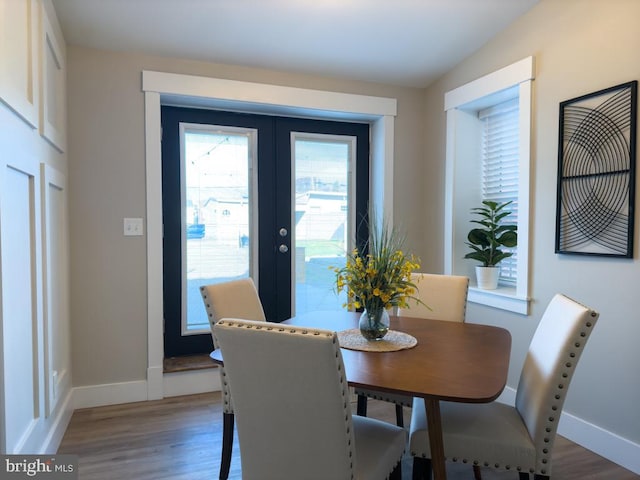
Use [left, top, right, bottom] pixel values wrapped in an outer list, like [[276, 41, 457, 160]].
[[530, 316, 594, 477]]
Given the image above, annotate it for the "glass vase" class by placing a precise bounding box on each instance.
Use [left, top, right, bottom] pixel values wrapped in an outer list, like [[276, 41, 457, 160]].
[[359, 306, 390, 340]]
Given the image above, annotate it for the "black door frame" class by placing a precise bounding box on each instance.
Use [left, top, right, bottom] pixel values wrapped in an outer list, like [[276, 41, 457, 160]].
[[161, 106, 369, 356]]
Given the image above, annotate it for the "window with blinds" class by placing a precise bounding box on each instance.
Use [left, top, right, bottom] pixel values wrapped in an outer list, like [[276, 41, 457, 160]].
[[479, 98, 519, 285]]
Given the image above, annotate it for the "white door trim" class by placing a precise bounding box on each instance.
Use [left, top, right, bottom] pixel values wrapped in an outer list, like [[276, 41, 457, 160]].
[[142, 71, 397, 399]]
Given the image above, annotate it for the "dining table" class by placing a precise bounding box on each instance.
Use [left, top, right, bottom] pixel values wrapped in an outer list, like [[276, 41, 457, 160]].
[[211, 310, 512, 480]]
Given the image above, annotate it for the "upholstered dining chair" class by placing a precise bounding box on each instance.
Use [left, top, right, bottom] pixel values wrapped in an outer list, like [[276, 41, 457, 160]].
[[213, 318, 407, 480], [410, 293, 599, 480], [199, 278, 266, 480], [356, 273, 469, 427]]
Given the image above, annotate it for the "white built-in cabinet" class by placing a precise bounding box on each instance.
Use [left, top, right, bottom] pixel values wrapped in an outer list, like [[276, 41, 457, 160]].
[[0, 0, 71, 454]]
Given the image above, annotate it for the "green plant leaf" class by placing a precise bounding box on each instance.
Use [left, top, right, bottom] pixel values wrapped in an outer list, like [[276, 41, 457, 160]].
[[494, 211, 512, 222], [467, 228, 490, 247], [464, 251, 489, 263], [497, 230, 517, 247]]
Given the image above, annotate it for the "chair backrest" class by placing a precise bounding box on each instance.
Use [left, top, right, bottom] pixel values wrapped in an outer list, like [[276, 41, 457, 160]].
[[200, 278, 266, 415], [399, 273, 469, 322], [515, 293, 599, 473], [213, 319, 356, 480], [199, 278, 266, 330]]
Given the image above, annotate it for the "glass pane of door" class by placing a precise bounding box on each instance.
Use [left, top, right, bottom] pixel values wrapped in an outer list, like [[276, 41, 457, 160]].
[[182, 124, 256, 333], [292, 133, 353, 315]]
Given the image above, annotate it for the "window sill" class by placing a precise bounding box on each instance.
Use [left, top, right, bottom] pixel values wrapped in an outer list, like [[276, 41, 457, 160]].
[[468, 285, 529, 315]]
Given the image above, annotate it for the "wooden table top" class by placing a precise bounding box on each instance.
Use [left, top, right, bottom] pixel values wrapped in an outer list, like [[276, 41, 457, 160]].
[[283, 310, 512, 403]]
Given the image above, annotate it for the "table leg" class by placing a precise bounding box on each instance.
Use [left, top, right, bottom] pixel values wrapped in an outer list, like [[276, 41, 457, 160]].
[[424, 398, 447, 480]]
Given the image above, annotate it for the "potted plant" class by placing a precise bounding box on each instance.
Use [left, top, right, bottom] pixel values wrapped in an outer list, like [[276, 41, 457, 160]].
[[464, 200, 517, 289]]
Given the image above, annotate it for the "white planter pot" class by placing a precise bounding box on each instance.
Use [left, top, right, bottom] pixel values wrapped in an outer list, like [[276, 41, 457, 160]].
[[475, 266, 499, 290]]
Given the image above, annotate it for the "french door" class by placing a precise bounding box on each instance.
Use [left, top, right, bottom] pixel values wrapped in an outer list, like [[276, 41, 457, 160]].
[[162, 107, 369, 356]]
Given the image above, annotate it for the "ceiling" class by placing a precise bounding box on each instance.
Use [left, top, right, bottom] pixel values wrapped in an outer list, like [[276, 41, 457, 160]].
[[51, 0, 539, 88]]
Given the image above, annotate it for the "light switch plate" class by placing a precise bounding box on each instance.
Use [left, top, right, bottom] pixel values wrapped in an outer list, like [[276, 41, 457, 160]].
[[124, 217, 144, 236]]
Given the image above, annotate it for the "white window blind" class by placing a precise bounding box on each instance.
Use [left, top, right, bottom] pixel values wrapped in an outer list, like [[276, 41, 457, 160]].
[[479, 98, 519, 284]]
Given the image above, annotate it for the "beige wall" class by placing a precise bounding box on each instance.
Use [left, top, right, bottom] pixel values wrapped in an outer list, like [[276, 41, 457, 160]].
[[423, 0, 640, 446], [66, 47, 426, 386]]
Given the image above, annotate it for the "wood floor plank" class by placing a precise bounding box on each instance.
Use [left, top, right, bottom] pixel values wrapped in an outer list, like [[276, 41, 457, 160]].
[[58, 392, 638, 479]]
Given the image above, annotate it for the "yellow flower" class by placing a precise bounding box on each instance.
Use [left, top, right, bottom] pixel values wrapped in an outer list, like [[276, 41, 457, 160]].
[[332, 220, 424, 313]]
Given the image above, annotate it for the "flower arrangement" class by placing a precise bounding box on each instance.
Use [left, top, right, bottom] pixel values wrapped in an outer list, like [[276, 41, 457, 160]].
[[333, 219, 423, 339]]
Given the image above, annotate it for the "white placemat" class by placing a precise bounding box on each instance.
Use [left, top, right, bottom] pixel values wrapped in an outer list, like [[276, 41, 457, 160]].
[[337, 329, 418, 352]]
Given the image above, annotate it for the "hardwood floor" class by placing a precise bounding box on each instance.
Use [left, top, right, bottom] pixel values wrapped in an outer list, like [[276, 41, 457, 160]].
[[58, 392, 638, 480]]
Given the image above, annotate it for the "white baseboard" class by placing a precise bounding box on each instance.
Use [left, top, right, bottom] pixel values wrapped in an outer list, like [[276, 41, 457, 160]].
[[14, 387, 74, 454], [497, 386, 640, 475], [72, 380, 149, 409], [163, 368, 220, 398], [71, 368, 221, 410], [147, 365, 164, 400], [40, 389, 74, 454], [559, 410, 640, 475]]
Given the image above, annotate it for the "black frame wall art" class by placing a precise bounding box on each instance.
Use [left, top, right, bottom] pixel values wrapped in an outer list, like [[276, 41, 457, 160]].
[[555, 80, 637, 258]]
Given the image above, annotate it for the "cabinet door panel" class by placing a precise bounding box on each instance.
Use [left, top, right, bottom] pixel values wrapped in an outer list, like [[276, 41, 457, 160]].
[[0, 158, 42, 453], [0, 0, 39, 127]]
